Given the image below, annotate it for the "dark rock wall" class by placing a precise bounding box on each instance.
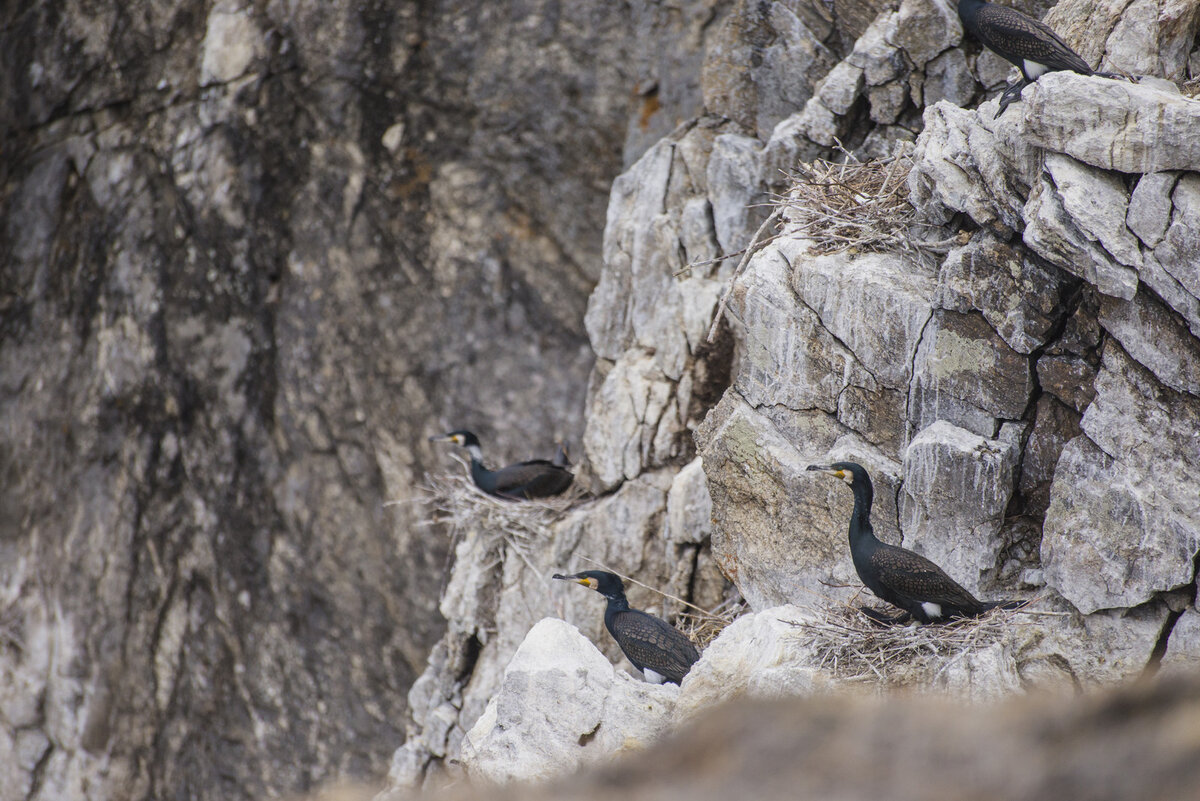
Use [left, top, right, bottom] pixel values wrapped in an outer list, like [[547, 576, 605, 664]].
[[0, 1, 729, 799]]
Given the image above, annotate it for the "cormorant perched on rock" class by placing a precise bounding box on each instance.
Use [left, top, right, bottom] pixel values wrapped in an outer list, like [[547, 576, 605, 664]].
[[553, 570, 700, 684], [957, 0, 1097, 117], [807, 461, 1015, 624], [429, 430, 574, 499]]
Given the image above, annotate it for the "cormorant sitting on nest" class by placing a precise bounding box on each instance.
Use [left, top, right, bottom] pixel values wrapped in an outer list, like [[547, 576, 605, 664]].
[[429, 430, 574, 499], [958, 0, 1102, 117], [807, 461, 1017, 624], [553, 570, 700, 684]]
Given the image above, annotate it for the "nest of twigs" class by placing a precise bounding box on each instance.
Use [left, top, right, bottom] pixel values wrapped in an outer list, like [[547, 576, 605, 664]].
[[776, 148, 951, 264], [406, 460, 588, 574], [675, 597, 748, 650], [787, 598, 1030, 687]]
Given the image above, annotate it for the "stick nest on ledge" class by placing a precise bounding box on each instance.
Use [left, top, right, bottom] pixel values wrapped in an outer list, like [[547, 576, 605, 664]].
[[786, 596, 1035, 688], [406, 460, 589, 573], [777, 147, 963, 264]]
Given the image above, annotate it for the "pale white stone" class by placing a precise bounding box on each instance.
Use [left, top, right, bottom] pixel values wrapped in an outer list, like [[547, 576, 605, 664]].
[[666, 457, 713, 546], [901, 421, 1020, 595], [460, 618, 677, 785], [675, 606, 828, 721], [200, 4, 263, 86], [1021, 72, 1200, 173]]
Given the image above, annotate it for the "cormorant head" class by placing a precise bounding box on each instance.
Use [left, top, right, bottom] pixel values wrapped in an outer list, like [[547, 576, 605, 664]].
[[806, 461, 870, 488], [429, 430, 482, 448], [552, 441, 571, 468], [553, 570, 625, 600]]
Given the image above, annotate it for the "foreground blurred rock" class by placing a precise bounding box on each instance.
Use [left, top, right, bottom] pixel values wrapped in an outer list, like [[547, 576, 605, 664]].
[[421, 670, 1200, 801]]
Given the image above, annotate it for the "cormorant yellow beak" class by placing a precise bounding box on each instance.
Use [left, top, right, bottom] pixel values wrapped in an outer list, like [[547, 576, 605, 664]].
[[806, 464, 844, 479], [429, 433, 462, 445], [552, 573, 598, 590]]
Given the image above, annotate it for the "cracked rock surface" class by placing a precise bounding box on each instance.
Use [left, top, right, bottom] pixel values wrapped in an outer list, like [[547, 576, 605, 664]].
[[387, 0, 1200, 792]]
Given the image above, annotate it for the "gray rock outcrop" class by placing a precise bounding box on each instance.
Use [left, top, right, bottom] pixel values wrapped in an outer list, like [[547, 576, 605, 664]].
[[0, 1, 738, 800], [9, 0, 1197, 797], [387, 1, 1200, 792], [459, 619, 678, 785]]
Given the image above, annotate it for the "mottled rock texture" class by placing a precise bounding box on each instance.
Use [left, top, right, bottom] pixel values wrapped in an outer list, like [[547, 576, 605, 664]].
[[426, 672, 1200, 801], [0, 1, 736, 800], [392, 0, 1200, 792], [9, 0, 1200, 798]]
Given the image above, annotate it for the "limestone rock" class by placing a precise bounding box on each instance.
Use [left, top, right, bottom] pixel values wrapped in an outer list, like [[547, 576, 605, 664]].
[[701, 0, 837, 140], [792, 249, 937, 390], [1022, 169, 1139, 301], [935, 233, 1065, 355], [1099, 289, 1200, 396], [894, 0, 963, 68], [1017, 395, 1083, 517], [1021, 72, 1200, 173], [729, 241, 859, 414], [707, 133, 767, 255], [666, 457, 714, 546], [1142, 173, 1200, 338], [1127, 171, 1179, 248], [900, 421, 1021, 595], [1163, 607, 1200, 669], [200, 3, 265, 86], [908, 101, 1026, 233], [583, 351, 683, 490], [460, 619, 677, 785], [1043, 344, 1200, 614], [908, 310, 1034, 438], [921, 48, 977, 107], [674, 606, 828, 720]]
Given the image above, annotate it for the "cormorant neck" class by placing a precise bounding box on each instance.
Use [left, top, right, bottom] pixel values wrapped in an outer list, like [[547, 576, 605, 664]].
[[605, 592, 630, 611], [602, 591, 631, 634], [466, 444, 484, 464], [469, 456, 496, 493], [848, 478, 878, 547]]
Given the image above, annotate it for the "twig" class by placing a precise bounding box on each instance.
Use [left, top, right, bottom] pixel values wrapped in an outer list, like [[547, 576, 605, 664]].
[[705, 209, 783, 343]]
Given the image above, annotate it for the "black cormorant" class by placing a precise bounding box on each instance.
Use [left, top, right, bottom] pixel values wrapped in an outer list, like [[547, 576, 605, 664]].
[[958, 0, 1098, 117], [553, 570, 700, 684], [429, 430, 574, 499], [807, 461, 1015, 624]]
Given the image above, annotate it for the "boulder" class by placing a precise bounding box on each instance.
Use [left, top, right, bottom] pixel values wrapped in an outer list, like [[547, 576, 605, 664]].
[[460, 619, 678, 785], [1021, 72, 1200, 174], [900, 420, 1021, 595], [675, 606, 829, 721], [1042, 345, 1200, 614]]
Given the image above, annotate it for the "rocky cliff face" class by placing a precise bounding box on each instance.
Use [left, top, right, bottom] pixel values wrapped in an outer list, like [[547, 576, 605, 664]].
[[0, 1, 736, 799], [385, 0, 1200, 793], [4, 0, 1199, 799]]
